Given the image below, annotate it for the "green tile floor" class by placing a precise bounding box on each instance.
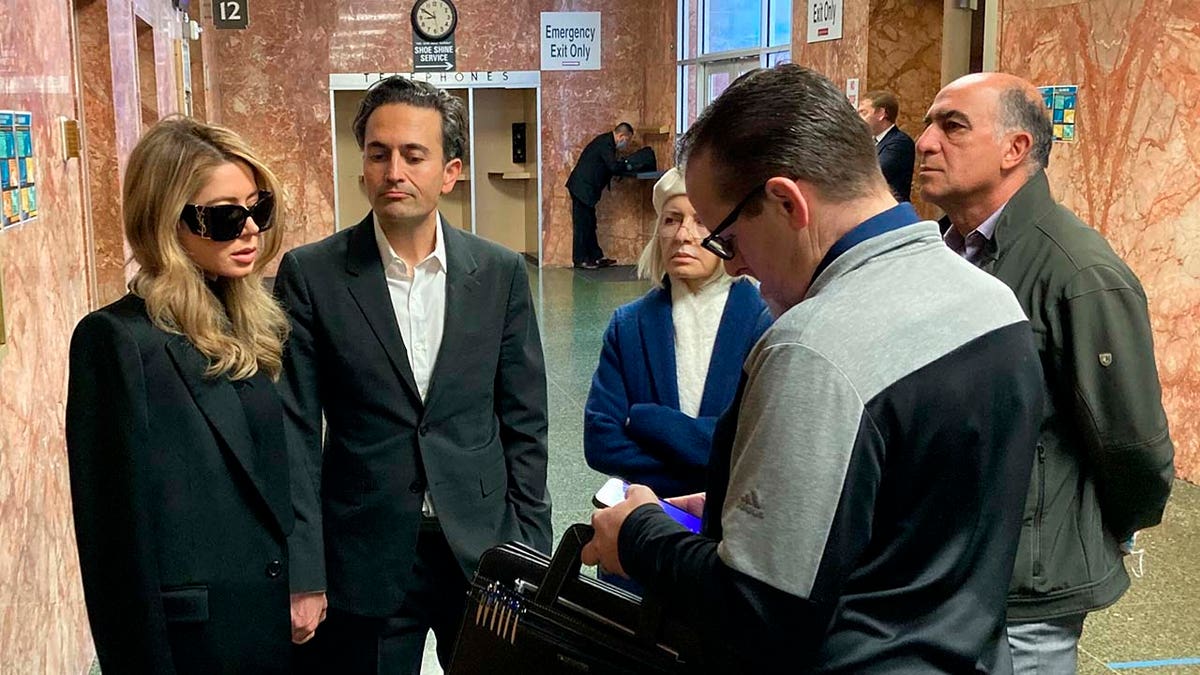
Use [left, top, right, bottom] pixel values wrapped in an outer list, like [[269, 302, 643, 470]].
[[93, 264, 1200, 674]]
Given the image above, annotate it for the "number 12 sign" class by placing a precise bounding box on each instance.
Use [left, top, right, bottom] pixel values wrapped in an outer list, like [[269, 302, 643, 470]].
[[213, 0, 248, 29]]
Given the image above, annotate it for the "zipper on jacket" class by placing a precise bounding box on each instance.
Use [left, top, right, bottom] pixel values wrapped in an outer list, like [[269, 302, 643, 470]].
[[1033, 443, 1046, 579]]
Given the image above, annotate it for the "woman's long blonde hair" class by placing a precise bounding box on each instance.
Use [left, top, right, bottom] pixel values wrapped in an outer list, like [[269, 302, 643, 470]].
[[124, 117, 289, 380]]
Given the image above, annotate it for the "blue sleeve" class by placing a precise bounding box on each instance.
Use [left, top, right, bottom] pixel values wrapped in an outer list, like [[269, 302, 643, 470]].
[[583, 316, 677, 487], [625, 404, 717, 469], [622, 291, 772, 471]]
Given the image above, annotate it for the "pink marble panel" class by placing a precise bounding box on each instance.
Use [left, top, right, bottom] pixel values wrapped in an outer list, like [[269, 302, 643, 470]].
[[197, 0, 224, 124], [82, 0, 180, 305], [0, 0, 184, 669], [868, 0, 942, 220], [206, 2, 341, 273], [999, 0, 1200, 483], [78, 0, 128, 305], [791, 0, 870, 88], [0, 0, 97, 672]]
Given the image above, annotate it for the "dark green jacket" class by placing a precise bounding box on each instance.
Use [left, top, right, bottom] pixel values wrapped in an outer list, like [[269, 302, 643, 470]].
[[971, 171, 1175, 620]]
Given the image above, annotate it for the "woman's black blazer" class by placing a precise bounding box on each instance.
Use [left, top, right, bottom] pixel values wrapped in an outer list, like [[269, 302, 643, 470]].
[[66, 293, 300, 674]]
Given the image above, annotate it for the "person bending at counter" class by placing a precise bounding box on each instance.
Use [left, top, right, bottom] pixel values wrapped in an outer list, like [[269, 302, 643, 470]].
[[583, 166, 771, 499], [567, 122, 634, 269]]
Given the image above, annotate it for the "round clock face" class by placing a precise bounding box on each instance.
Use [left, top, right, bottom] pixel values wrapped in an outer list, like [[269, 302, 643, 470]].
[[412, 0, 457, 42]]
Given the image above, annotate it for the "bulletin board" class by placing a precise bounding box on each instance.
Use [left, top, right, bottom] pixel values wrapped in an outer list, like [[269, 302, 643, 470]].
[[1, 111, 38, 228], [1038, 86, 1077, 143]]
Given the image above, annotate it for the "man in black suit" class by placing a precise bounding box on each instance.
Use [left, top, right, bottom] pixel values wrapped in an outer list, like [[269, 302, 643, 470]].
[[566, 122, 634, 268], [276, 76, 552, 674], [858, 91, 916, 202]]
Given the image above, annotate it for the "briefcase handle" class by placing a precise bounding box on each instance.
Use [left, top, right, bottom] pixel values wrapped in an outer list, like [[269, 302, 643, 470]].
[[534, 523, 593, 607], [533, 523, 669, 646]]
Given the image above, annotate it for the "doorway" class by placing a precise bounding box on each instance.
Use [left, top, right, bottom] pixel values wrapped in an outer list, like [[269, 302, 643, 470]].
[[136, 16, 158, 131]]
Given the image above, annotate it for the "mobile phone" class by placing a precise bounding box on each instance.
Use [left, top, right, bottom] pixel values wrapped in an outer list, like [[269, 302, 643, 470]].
[[592, 477, 703, 533]]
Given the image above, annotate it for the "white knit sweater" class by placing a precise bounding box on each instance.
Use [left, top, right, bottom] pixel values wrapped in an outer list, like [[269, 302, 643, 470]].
[[671, 276, 733, 418]]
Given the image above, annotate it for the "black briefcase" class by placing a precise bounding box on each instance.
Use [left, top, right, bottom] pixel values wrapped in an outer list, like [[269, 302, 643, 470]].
[[447, 524, 699, 674]]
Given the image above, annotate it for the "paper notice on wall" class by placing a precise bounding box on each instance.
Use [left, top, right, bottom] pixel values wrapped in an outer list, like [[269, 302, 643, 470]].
[[846, 78, 859, 107], [0, 111, 36, 228], [1038, 85, 1078, 142]]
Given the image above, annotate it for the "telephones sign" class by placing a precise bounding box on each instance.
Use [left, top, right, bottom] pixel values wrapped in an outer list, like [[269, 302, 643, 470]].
[[213, 0, 248, 29]]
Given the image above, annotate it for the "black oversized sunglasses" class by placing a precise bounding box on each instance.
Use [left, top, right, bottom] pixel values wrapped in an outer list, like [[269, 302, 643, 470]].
[[700, 183, 765, 260], [180, 191, 275, 242]]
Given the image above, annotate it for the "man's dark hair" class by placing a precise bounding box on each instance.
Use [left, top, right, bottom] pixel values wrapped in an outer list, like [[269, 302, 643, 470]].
[[862, 90, 899, 123], [678, 64, 881, 206], [352, 76, 467, 161], [998, 87, 1053, 170], [615, 122, 634, 135]]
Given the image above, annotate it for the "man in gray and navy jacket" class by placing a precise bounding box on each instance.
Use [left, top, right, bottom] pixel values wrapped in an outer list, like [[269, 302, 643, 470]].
[[584, 65, 1045, 674]]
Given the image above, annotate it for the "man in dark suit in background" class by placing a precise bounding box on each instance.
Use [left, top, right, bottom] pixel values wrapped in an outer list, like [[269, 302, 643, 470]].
[[858, 91, 916, 202], [567, 122, 634, 268], [276, 76, 552, 674]]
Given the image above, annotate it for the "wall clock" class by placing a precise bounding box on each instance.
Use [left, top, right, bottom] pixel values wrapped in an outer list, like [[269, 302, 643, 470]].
[[411, 0, 458, 42]]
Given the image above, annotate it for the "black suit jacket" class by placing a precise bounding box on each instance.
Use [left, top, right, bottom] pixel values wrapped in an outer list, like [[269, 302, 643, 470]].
[[877, 125, 916, 202], [66, 294, 300, 675], [566, 132, 621, 206], [275, 214, 552, 617]]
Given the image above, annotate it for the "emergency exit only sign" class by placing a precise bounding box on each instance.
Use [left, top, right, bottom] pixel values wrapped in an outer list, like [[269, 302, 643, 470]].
[[540, 12, 601, 71]]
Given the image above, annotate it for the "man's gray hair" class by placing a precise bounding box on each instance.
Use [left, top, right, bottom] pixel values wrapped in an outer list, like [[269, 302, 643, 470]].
[[997, 87, 1053, 170]]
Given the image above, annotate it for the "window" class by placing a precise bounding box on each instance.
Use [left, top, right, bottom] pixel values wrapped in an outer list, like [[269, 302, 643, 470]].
[[677, 0, 792, 133], [704, 0, 762, 53], [768, 0, 791, 47]]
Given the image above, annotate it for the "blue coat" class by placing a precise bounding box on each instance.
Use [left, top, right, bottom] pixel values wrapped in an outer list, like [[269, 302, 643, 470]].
[[584, 278, 773, 496]]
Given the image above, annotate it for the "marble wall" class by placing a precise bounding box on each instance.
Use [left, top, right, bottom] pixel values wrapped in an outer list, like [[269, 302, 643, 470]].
[[0, 0, 94, 670], [791, 0, 870, 89], [0, 0, 182, 670], [207, 0, 676, 269], [788, 0, 942, 217], [79, 0, 183, 306], [998, 0, 1200, 483], [867, 0, 943, 219]]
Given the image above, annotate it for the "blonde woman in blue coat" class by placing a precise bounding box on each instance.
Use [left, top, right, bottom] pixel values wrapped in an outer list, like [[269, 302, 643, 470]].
[[584, 168, 772, 498]]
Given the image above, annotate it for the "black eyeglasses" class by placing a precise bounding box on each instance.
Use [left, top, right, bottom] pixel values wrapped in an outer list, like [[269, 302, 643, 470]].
[[700, 183, 765, 260], [181, 191, 275, 242]]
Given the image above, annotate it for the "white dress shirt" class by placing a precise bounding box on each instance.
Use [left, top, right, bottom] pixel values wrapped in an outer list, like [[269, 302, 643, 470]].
[[874, 124, 896, 145], [374, 215, 448, 402], [374, 215, 448, 517], [671, 276, 733, 418]]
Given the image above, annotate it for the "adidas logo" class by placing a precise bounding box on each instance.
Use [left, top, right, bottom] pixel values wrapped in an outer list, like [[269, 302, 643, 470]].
[[737, 489, 765, 519]]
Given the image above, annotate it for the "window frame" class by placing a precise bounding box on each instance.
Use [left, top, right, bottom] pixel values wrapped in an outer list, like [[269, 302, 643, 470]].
[[677, 0, 792, 133]]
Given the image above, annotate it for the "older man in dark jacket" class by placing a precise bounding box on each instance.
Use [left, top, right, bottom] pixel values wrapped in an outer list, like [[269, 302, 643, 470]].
[[919, 72, 1175, 675]]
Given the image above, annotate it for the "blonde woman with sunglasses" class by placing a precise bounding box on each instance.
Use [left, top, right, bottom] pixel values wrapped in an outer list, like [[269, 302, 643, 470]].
[[65, 117, 319, 673]]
